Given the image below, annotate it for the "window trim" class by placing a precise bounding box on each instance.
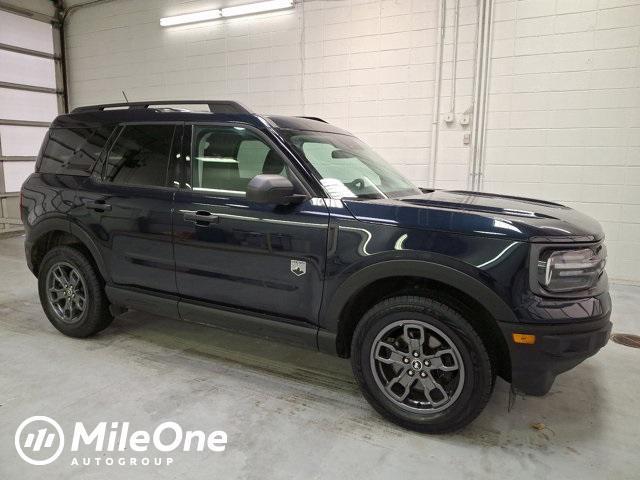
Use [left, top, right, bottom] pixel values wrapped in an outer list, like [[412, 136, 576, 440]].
[[99, 121, 182, 190], [183, 122, 313, 199]]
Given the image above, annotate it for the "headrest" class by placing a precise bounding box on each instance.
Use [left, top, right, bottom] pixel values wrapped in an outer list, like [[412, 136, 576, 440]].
[[262, 150, 285, 175], [204, 132, 240, 159]]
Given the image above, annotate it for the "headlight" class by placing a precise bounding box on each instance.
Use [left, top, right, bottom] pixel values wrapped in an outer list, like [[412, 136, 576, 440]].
[[536, 245, 606, 293]]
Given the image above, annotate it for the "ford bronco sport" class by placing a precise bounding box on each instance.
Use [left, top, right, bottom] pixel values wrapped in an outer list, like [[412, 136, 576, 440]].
[[21, 100, 612, 433]]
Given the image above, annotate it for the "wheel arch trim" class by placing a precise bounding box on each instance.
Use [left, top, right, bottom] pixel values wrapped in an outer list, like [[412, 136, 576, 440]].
[[318, 260, 517, 355], [27, 218, 110, 282]]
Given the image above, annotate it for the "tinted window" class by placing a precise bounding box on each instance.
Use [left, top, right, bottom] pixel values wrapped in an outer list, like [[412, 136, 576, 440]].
[[190, 126, 288, 194], [104, 125, 175, 187], [39, 126, 114, 176]]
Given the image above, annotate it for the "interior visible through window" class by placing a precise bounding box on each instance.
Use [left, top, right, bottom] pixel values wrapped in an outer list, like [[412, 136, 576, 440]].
[[190, 126, 288, 195]]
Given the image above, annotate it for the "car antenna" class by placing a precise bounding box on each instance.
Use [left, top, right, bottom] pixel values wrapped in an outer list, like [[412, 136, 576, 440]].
[[122, 90, 129, 103]]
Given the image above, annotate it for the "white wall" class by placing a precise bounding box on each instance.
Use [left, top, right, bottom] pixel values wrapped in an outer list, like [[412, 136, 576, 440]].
[[66, 0, 640, 282], [484, 0, 640, 282], [67, 0, 470, 188]]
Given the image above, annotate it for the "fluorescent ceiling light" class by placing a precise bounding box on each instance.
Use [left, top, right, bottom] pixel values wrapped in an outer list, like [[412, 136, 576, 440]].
[[160, 9, 222, 27], [161, 1, 294, 27], [221, 0, 294, 18]]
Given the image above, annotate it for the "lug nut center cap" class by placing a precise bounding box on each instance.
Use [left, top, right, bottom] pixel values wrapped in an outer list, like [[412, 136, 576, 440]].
[[411, 360, 422, 370]]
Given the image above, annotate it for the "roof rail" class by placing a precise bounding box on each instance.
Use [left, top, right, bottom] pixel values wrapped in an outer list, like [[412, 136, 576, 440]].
[[71, 100, 252, 115], [297, 116, 327, 123]]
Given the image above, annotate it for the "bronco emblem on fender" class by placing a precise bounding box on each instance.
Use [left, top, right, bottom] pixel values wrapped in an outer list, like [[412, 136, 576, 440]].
[[290, 260, 306, 276]]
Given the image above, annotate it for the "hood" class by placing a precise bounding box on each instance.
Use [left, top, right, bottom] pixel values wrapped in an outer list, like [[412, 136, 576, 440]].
[[342, 190, 604, 242]]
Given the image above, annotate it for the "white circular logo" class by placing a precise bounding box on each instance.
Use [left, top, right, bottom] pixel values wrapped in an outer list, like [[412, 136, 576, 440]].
[[15, 416, 65, 466]]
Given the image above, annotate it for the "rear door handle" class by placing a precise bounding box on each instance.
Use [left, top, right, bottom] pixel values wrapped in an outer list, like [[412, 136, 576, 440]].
[[183, 210, 219, 225], [84, 200, 111, 211]]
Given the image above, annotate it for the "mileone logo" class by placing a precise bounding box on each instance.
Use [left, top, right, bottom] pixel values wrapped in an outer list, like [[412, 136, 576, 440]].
[[15, 416, 227, 466]]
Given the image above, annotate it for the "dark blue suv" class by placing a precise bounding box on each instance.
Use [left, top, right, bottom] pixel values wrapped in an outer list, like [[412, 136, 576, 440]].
[[21, 100, 612, 433]]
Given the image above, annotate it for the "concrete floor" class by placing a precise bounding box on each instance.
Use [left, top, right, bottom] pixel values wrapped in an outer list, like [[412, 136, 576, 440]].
[[0, 234, 638, 480]]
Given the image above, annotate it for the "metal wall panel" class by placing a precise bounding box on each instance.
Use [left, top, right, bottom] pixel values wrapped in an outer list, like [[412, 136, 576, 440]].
[[0, 50, 56, 88], [0, 10, 53, 53], [0, 7, 59, 205], [0, 125, 48, 156], [2, 160, 36, 192], [0, 88, 58, 124]]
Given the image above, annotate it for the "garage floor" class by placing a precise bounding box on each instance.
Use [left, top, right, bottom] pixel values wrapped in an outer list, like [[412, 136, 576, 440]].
[[0, 234, 638, 479]]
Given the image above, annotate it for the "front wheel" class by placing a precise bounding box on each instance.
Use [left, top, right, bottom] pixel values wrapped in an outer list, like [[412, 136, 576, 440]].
[[38, 246, 113, 338], [351, 296, 494, 433]]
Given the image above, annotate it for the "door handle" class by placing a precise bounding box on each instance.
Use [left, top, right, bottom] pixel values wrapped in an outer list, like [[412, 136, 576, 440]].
[[183, 210, 219, 225], [84, 200, 111, 211]]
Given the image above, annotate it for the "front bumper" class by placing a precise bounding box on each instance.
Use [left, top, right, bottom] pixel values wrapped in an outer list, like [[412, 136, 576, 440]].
[[499, 313, 612, 396]]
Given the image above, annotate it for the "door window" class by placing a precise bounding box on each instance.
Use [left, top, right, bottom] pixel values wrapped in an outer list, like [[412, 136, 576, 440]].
[[104, 124, 175, 187], [190, 126, 288, 194]]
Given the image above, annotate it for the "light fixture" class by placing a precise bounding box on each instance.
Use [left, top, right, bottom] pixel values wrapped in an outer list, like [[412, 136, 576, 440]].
[[160, 9, 222, 27], [221, 0, 294, 18], [160, 0, 294, 27]]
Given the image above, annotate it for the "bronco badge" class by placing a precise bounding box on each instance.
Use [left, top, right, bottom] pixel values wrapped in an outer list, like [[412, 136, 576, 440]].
[[290, 260, 306, 276]]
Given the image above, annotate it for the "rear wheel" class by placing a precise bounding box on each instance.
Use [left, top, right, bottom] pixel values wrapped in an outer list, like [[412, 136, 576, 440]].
[[38, 246, 113, 337], [351, 296, 494, 433]]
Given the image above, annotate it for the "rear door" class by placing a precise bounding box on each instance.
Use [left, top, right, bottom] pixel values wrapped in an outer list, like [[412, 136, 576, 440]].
[[172, 123, 329, 325], [73, 123, 181, 293]]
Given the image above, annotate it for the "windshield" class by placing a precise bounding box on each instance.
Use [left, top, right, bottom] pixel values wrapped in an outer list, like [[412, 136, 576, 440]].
[[282, 130, 421, 199]]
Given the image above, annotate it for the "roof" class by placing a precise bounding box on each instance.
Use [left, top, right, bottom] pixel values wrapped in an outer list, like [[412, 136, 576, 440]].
[[51, 100, 348, 134], [70, 100, 250, 114]]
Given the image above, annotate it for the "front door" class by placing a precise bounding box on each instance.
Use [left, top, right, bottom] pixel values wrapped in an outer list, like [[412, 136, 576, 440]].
[[172, 124, 329, 325]]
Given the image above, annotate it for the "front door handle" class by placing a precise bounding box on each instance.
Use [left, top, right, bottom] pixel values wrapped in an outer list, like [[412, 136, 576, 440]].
[[183, 210, 219, 225], [84, 200, 111, 212]]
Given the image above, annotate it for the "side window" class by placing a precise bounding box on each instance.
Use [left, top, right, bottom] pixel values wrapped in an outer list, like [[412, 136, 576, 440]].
[[104, 125, 175, 187], [190, 126, 288, 194], [39, 126, 114, 176]]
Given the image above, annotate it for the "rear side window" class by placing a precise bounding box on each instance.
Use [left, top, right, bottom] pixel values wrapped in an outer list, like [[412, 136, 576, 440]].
[[104, 125, 175, 187], [39, 126, 113, 176]]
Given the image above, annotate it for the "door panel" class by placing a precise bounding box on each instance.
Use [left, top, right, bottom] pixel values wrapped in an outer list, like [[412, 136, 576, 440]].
[[173, 193, 329, 323], [172, 124, 329, 324], [76, 180, 176, 292]]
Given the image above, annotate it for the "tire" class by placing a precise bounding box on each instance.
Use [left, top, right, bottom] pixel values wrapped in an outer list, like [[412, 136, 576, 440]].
[[351, 295, 494, 433], [38, 246, 113, 338]]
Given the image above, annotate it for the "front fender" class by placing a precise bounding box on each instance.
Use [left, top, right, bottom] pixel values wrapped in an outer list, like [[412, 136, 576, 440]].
[[317, 258, 518, 354]]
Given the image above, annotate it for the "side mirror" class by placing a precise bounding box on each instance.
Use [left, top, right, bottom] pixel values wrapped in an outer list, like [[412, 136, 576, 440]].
[[246, 174, 306, 205]]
